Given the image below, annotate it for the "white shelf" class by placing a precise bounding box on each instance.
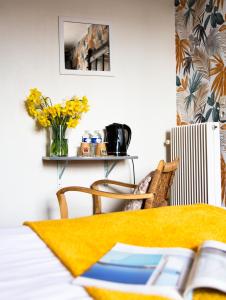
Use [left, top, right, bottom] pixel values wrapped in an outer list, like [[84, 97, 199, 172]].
[[42, 155, 138, 161]]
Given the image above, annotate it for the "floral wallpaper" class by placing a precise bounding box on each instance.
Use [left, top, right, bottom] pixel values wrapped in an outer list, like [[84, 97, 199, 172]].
[[175, 0, 226, 204], [175, 0, 226, 125]]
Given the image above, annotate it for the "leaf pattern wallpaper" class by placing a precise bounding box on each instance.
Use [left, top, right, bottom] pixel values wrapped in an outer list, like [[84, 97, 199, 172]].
[[175, 0, 226, 125], [175, 0, 226, 204]]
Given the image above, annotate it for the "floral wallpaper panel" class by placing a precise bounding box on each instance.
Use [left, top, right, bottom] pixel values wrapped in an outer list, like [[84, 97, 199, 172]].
[[175, 0, 226, 204]]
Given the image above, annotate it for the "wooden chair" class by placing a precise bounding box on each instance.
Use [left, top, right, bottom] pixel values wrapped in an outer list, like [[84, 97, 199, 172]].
[[56, 159, 179, 219]]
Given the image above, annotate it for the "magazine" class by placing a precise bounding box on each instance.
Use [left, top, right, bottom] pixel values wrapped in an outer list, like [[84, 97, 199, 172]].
[[73, 240, 226, 300]]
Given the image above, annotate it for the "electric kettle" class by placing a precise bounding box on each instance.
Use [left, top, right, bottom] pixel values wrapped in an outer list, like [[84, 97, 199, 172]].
[[105, 123, 131, 156]]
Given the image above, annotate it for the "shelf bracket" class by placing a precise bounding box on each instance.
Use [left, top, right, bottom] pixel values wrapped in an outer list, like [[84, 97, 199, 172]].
[[43, 155, 138, 188], [57, 160, 68, 188], [104, 161, 118, 178]]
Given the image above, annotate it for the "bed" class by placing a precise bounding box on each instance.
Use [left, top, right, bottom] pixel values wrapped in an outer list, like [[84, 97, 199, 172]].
[[1, 204, 226, 300], [0, 226, 91, 300]]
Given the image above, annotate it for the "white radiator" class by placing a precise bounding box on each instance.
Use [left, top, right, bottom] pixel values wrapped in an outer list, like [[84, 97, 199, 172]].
[[170, 122, 221, 206]]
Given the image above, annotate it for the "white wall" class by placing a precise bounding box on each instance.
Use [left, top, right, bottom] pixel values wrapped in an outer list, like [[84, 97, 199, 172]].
[[0, 0, 176, 226]]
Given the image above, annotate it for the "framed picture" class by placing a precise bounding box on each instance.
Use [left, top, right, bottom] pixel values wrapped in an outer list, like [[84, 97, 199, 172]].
[[59, 17, 113, 76]]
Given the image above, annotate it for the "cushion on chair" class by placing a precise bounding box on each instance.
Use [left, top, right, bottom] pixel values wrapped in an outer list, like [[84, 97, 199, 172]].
[[123, 171, 154, 211]]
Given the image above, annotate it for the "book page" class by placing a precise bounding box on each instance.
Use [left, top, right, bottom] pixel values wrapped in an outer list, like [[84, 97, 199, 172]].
[[74, 243, 194, 300], [184, 240, 226, 297]]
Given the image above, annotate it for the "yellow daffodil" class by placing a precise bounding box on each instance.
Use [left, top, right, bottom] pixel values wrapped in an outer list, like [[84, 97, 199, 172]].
[[27, 105, 38, 117], [25, 88, 89, 129], [82, 96, 88, 103], [53, 104, 62, 117], [27, 88, 42, 105], [37, 112, 51, 127], [82, 102, 90, 112], [45, 107, 57, 119], [66, 118, 79, 128]]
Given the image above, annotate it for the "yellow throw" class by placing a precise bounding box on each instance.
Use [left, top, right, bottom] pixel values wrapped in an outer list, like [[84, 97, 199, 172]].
[[25, 204, 226, 300]]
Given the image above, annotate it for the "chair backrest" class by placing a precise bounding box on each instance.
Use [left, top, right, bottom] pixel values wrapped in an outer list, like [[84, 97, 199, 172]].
[[144, 159, 179, 208], [91, 159, 179, 214]]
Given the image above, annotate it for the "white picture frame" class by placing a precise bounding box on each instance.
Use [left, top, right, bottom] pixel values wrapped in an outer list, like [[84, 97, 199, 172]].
[[58, 16, 114, 76]]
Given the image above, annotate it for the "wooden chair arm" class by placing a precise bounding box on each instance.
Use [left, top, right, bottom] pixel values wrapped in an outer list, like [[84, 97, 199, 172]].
[[90, 180, 137, 215], [91, 179, 137, 189], [57, 186, 153, 200], [56, 186, 154, 219]]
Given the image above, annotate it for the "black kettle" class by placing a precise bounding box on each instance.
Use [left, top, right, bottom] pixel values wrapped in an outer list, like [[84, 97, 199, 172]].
[[105, 123, 131, 156]]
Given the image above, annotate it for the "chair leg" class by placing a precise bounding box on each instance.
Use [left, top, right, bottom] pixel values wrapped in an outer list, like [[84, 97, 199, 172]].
[[93, 195, 102, 214], [57, 193, 69, 219]]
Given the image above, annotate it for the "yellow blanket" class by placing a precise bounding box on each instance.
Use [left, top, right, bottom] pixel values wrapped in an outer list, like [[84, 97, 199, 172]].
[[24, 204, 226, 300]]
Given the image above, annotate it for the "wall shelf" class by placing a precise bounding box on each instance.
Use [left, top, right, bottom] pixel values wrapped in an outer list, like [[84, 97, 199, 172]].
[[42, 155, 138, 161], [42, 155, 138, 188]]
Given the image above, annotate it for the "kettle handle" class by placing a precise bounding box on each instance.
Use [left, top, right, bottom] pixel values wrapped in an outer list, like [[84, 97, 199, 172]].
[[123, 124, 131, 150]]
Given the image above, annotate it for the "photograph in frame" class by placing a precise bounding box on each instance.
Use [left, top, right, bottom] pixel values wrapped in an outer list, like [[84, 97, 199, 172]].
[[59, 17, 113, 76]]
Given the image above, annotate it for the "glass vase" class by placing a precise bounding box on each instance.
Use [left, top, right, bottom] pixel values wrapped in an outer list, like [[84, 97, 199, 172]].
[[50, 125, 68, 157]]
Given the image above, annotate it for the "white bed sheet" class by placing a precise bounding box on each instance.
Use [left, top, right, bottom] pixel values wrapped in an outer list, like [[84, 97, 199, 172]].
[[0, 226, 92, 300]]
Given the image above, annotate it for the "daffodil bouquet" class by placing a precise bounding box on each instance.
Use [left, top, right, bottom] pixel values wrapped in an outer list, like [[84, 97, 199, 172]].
[[25, 88, 89, 156], [25, 88, 89, 128]]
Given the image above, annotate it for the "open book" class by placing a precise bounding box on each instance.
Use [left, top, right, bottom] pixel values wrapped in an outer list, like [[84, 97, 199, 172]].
[[73, 241, 226, 300]]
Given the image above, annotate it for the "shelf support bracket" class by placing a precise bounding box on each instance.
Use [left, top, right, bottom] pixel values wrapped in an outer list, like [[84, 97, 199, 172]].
[[57, 160, 68, 188], [104, 161, 118, 178]]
